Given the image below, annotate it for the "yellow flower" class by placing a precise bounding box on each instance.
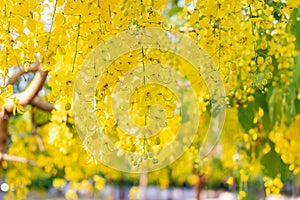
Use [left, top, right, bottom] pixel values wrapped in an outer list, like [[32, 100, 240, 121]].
[[93, 175, 105, 191], [238, 191, 246, 200], [128, 186, 140, 200], [227, 176, 234, 185], [12, 97, 24, 115], [0, 95, 5, 108], [52, 178, 65, 188], [65, 189, 78, 200]]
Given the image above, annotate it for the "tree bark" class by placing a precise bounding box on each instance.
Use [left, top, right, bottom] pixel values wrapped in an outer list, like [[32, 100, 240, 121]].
[[0, 62, 51, 171], [293, 174, 298, 198], [139, 172, 147, 200], [0, 152, 37, 166], [0, 108, 9, 154], [31, 96, 54, 112], [195, 174, 206, 200], [5, 63, 48, 112], [119, 179, 126, 200], [4, 62, 40, 87]]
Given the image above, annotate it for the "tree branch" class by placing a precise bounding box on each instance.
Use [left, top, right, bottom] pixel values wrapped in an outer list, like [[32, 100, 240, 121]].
[[0, 152, 37, 166], [0, 108, 9, 153], [32, 111, 45, 152], [0, 62, 50, 170], [31, 96, 54, 112], [5, 63, 48, 112], [4, 62, 40, 87]]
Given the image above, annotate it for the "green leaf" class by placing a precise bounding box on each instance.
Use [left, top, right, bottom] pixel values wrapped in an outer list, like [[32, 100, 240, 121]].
[[254, 91, 273, 132], [238, 102, 255, 132], [290, 7, 300, 50], [294, 53, 300, 87], [260, 148, 290, 180], [268, 88, 285, 126], [296, 98, 300, 114], [290, 7, 300, 87], [283, 87, 297, 125], [267, 88, 276, 127]]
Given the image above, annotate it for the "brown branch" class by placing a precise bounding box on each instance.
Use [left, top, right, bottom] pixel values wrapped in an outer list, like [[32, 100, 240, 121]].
[[0, 62, 49, 171], [0, 108, 9, 153], [195, 174, 207, 200], [0, 152, 37, 166], [5, 62, 48, 112], [139, 173, 147, 200], [32, 111, 45, 152], [31, 96, 54, 112], [4, 62, 40, 87]]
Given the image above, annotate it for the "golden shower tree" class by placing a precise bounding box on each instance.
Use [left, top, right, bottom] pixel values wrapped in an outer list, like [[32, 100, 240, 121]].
[[0, 0, 300, 199]]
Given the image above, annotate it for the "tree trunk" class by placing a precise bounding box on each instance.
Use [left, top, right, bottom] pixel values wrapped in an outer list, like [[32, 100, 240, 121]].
[[167, 185, 173, 200], [139, 172, 147, 200], [0, 108, 9, 167], [195, 174, 206, 200], [293, 174, 298, 198]]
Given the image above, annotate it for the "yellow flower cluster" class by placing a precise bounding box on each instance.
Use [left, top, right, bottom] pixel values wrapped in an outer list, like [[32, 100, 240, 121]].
[[270, 115, 300, 174], [264, 175, 283, 196], [1, 0, 300, 199]]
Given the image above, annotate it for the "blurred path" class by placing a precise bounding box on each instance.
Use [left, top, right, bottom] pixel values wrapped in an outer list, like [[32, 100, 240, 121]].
[[15, 186, 300, 200]]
